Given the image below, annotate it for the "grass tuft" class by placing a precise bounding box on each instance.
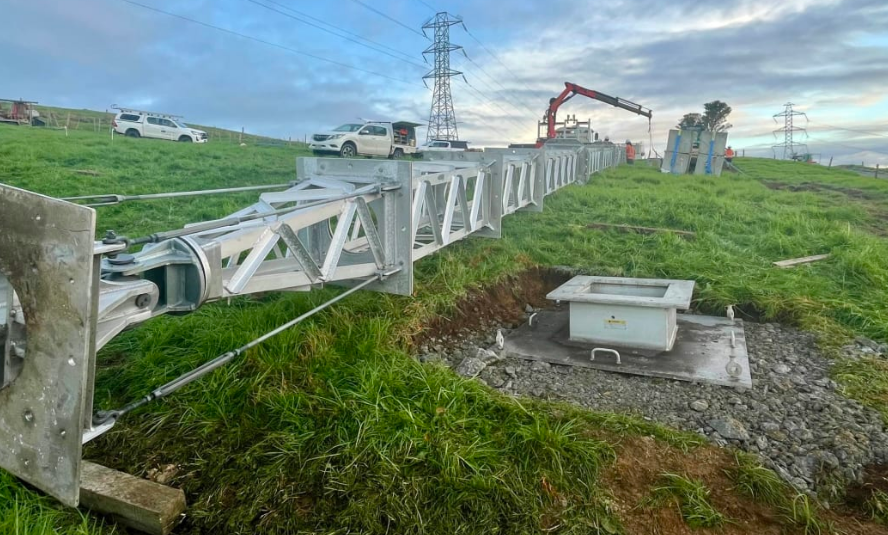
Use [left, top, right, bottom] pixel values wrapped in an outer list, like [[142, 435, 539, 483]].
[[867, 489, 888, 525], [0, 471, 115, 535], [785, 493, 833, 535], [650, 472, 726, 528], [729, 452, 787, 506]]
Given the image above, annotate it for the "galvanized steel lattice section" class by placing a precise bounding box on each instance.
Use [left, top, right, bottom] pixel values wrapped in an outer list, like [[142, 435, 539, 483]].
[[0, 144, 624, 507], [422, 12, 464, 142]]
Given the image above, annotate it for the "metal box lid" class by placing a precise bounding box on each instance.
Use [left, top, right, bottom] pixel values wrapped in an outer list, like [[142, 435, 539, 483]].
[[546, 276, 695, 310]]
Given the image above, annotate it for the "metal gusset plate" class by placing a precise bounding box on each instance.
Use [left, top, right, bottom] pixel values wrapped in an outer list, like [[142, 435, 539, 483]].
[[297, 158, 413, 296], [0, 183, 97, 507]]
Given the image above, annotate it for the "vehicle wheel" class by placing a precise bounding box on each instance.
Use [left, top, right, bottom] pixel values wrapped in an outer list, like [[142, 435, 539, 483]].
[[125, 129, 140, 138], [178, 135, 193, 142], [391, 148, 404, 160], [339, 143, 357, 158]]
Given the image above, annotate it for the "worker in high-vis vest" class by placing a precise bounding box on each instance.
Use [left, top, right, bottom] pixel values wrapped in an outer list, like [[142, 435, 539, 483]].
[[625, 140, 636, 164], [725, 146, 735, 163]]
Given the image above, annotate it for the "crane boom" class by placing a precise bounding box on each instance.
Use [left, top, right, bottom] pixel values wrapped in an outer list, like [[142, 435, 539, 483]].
[[544, 82, 652, 141]]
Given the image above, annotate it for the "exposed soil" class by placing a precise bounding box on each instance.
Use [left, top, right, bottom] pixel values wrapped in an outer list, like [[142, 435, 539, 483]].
[[603, 436, 888, 534], [847, 464, 888, 515], [602, 436, 784, 534], [762, 180, 884, 201], [414, 266, 569, 346]]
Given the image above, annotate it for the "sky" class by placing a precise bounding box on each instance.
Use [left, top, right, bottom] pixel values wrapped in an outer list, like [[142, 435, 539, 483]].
[[3, 0, 888, 164]]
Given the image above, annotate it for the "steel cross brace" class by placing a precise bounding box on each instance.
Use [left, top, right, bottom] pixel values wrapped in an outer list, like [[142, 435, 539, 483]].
[[0, 144, 624, 507]]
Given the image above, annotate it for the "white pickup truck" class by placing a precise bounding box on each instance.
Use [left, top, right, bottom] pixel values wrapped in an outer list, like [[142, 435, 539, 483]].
[[310, 121, 420, 159], [417, 139, 470, 153]]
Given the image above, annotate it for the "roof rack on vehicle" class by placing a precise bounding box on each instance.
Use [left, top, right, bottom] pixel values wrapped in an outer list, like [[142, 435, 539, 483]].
[[111, 105, 183, 119]]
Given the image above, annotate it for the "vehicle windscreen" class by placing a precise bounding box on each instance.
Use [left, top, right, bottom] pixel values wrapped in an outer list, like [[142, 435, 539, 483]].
[[334, 124, 363, 132], [174, 121, 189, 129]]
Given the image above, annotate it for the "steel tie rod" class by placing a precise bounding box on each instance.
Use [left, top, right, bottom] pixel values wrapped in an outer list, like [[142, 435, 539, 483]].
[[63, 182, 299, 207], [92, 273, 390, 427]]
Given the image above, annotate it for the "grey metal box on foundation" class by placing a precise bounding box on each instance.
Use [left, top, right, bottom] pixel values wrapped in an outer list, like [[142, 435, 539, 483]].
[[546, 276, 695, 351]]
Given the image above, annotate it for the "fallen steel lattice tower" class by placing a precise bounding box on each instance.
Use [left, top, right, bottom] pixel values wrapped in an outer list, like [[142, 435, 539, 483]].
[[0, 144, 624, 507]]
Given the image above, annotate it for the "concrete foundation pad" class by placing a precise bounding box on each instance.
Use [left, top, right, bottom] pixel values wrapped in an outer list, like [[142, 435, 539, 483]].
[[80, 462, 186, 535], [501, 309, 751, 388]]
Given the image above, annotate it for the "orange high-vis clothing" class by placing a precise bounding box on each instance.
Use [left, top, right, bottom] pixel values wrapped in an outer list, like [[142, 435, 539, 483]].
[[725, 148, 735, 158], [626, 144, 636, 160]]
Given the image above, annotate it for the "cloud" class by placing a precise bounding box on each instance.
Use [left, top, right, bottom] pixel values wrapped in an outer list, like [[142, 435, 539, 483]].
[[1, 0, 886, 163]]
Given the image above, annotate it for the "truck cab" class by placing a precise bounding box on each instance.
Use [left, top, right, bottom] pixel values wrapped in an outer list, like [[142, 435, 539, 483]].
[[309, 121, 419, 159]]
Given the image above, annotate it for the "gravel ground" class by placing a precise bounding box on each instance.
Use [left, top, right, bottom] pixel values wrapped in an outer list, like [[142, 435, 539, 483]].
[[418, 318, 888, 496]]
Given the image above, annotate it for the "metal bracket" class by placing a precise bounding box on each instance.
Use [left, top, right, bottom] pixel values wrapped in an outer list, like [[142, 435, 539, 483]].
[[0, 184, 98, 507]]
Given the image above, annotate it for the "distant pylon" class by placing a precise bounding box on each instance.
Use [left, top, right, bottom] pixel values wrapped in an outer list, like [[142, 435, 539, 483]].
[[422, 12, 465, 142], [772, 103, 809, 160]]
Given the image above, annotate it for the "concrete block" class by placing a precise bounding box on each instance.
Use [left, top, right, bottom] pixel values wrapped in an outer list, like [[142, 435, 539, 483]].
[[80, 461, 186, 535]]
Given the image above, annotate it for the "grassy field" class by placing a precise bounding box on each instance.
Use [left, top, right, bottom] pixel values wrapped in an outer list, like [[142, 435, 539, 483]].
[[2, 123, 888, 533], [28, 105, 303, 147]]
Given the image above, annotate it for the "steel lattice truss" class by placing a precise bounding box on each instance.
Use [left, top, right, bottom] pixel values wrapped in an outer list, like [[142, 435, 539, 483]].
[[0, 145, 623, 507], [422, 12, 464, 142]]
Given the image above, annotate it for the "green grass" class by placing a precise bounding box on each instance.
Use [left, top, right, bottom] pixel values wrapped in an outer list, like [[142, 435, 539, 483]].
[[867, 489, 888, 524], [729, 452, 833, 533], [729, 452, 787, 507], [649, 473, 726, 528], [785, 494, 833, 535], [2, 123, 888, 533], [0, 472, 114, 535]]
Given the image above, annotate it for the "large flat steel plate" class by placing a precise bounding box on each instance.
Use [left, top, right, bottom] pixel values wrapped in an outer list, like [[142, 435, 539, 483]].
[[0, 183, 97, 506], [501, 308, 751, 388]]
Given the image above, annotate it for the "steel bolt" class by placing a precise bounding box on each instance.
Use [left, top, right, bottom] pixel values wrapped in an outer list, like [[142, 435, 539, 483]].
[[134, 293, 152, 309]]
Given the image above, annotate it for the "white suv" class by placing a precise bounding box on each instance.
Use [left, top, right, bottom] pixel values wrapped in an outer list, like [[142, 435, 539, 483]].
[[112, 109, 208, 143]]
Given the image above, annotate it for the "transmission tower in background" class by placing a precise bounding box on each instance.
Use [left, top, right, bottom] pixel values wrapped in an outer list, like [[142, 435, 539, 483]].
[[772, 102, 809, 159], [422, 12, 465, 142]]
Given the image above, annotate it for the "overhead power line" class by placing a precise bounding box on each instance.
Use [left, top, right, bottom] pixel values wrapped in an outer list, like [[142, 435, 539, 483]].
[[415, 0, 437, 12], [118, 0, 420, 86], [806, 136, 888, 156], [348, 0, 428, 39], [452, 62, 539, 129], [342, 0, 537, 135], [808, 120, 888, 139], [462, 27, 540, 98], [461, 54, 539, 117], [459, 79, 533, 134], [244, 0, 425, 69]]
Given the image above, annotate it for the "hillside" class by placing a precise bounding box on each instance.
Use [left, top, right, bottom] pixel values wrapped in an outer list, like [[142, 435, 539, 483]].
[[27, 104, 302, 147], [2, 123, 888, 534]]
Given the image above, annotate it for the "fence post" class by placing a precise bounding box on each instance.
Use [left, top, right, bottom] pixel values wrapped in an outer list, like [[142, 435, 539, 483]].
[[828, 156, 833, 168], [240, 127, 244, 144], [877, 164, 880, 179]]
